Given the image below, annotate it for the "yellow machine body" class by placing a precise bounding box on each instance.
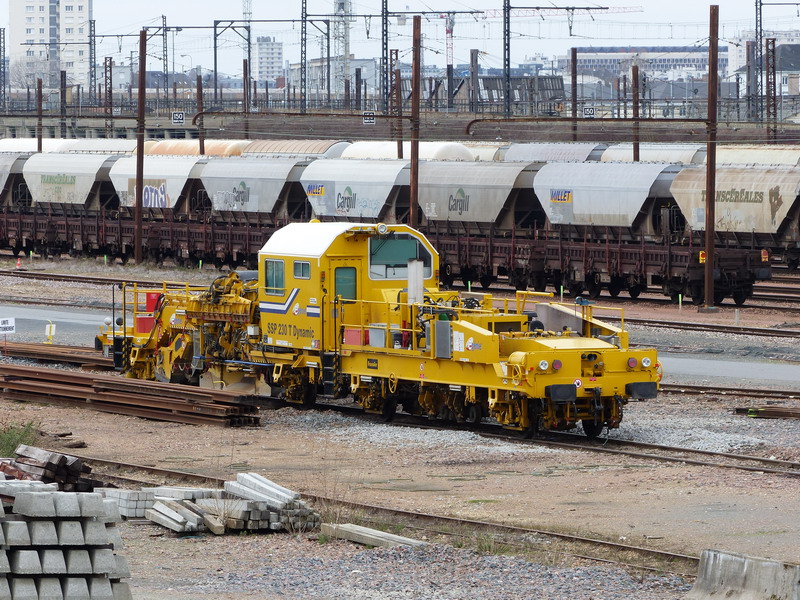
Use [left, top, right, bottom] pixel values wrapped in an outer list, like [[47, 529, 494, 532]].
[[97, 221, 659, 436]]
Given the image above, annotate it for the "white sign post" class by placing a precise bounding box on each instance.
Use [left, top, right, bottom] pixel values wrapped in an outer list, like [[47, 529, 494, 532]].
[[362, 111, 376, 125], [171, 111, 186, 126], [0, 318, 14, 355], [582, 107, 595, 119], [0, 318, 15, 335]]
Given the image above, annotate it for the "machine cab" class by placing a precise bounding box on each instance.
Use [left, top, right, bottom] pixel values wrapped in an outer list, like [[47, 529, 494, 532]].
[[257, 221, 438, 354]]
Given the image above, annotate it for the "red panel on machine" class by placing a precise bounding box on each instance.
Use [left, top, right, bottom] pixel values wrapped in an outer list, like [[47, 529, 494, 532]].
[[135, 315, 156, 334], [145, 292, 161, 312]]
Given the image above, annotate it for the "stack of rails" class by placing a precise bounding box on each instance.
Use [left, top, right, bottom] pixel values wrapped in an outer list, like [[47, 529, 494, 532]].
[[0, 364, 260, 427], [0, 343, 113, 370]]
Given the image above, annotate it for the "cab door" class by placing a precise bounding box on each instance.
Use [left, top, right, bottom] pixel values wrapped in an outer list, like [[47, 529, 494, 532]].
[[328, 259, 362, 347]]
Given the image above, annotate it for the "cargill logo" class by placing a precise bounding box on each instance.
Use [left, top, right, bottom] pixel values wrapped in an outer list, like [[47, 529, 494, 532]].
[[550, 189, 573, 203], [336, 186, 357, 211], [448, 188, 470, 214], [306, 183, 326, 196]]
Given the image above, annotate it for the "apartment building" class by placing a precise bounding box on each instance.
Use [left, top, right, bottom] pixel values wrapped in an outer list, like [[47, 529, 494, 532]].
[[9, 0, 93, 88]]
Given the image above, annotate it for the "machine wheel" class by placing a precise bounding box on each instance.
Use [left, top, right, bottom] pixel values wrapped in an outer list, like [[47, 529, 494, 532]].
[[466, 403, 482, 428], [627, 285, 642, 299], [381, 397, 398, 422], [302, 380, 317, 407], [732, 288, 750, 306], [582, 420, 605, 439], [522, 399, 541, 439]]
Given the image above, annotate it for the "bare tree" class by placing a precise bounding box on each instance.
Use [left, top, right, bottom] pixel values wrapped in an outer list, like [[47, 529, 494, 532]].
[[9, 56, 51, 90]]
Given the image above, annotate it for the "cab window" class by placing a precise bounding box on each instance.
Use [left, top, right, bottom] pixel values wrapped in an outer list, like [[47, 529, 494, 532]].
[[294, 260, 310, 279], [369, 233, 432, 279], [265, 259, 285, 295]]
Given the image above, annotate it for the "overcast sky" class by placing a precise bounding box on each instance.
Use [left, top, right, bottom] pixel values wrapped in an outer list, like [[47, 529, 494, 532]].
[[0, 1, 795, 75]]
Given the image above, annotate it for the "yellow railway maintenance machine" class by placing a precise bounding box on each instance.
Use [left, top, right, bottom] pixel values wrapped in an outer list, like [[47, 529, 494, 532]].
[[98, 221, 659, 437]]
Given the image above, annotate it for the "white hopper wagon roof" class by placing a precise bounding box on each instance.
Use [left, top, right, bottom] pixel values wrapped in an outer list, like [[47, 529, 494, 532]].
[[341, 141, 474, 161], [23, 153, 120, 205], [715, 145, 800, 166], [600, 143, 705, 164], [200, 156, 304, 212], [533, 162, 679, 227], [109, 156, 204, 209], [670, 165, 800, 234], [503, 142, 606, 162], [242, 139, 351, 158], [301, 159, 410, 219], [418, 161, 536, 223]]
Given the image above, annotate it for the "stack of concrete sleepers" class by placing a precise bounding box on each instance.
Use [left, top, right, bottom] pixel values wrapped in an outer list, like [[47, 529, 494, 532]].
[[222, 473, 321, 532], [0, 482, 131, 599], [129, 475, 320, 535], [98, 490, 155, 519]]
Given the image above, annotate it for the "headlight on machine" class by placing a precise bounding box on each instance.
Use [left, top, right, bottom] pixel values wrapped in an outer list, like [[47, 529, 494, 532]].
[[538, 359, 549, 371], [642, 357, 652, 368]]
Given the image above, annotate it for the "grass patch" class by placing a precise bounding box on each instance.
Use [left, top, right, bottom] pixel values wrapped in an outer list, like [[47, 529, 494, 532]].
[[0, 421, 38, 457], [466, 499, 499, 505]]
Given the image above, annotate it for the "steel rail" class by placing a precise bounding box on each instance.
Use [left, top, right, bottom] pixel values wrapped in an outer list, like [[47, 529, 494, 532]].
[[660, 382, 800, 399], [67, 453, 698, 576]]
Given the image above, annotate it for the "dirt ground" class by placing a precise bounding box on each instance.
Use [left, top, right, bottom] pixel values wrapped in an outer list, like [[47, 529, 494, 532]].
[[1, 262, 799, 596], [5, 396, 798, 568]]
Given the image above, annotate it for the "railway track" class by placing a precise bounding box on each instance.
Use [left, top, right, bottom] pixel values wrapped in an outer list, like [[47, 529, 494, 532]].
[[67, 453, 699, 577], [660, 382, 800, 399], [5, 267, 800, 311]]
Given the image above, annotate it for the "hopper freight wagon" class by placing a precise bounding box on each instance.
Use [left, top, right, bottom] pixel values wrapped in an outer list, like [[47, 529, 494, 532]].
[[0, 139, 792, 304]]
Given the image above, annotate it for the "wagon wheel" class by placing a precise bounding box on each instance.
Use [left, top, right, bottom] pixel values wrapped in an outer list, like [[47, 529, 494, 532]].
[[569, 283, 584, 298], [586, 281, 602, 299], [689, 284, 704, 305], [732, 288, 750, 306], [714, 290, 727, 305], [627, 285, 642, 299], [479, 275, 494, 290], [607, 279, 623, 298], [532, 274, 548, 292]]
